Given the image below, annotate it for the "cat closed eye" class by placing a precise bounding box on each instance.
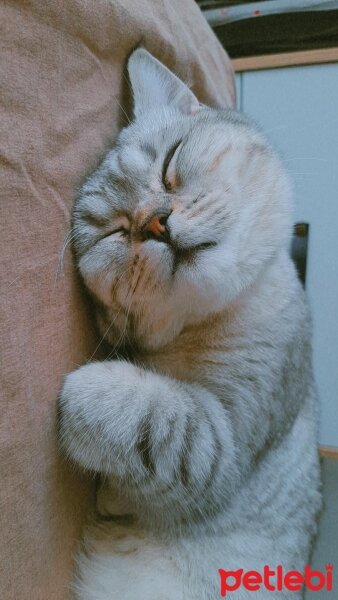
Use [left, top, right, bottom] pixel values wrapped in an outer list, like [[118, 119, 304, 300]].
[[162, 140, 182, 191], [100, 227, 129, 241]]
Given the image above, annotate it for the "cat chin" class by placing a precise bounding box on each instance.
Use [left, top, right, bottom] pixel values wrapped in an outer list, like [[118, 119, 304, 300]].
[[83, 268, 244, 350], [80, 235, 253, 348]]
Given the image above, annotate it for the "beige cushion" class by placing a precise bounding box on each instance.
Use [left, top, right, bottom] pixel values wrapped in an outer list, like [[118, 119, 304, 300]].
[[0, 1, 234, 597]]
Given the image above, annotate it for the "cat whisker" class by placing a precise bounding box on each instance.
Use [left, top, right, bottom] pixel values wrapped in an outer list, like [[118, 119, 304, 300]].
[[113, 94, 131, 125], [85, 267, 134, 363], [105, 274, 137, 358], [284, 157, 328, 162], [54, 229, 78, 292]]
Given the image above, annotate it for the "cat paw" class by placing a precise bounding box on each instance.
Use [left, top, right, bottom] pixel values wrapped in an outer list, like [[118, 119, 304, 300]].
[[57, 360, 143, 471], [59, 360, 136, 408]]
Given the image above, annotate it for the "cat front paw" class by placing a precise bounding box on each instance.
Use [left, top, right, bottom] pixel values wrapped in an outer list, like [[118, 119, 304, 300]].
[[59, 360, 136, 411], [58, 362, 105, 467], [58, 361, 108, 421], [57, 360, 143, 472]]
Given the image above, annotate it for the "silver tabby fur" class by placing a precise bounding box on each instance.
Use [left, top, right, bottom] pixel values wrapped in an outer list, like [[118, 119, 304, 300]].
[[58, 49, 321, 599]]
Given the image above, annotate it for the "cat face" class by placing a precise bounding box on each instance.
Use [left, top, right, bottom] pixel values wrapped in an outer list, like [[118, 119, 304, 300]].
[[72, 49, 292, 349]]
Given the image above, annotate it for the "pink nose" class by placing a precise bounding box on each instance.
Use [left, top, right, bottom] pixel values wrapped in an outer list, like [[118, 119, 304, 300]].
[[142, 211, 170, 241]]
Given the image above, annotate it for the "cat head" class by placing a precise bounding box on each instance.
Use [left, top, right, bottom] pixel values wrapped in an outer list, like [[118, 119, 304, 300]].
[[72, 48, 292, 349]]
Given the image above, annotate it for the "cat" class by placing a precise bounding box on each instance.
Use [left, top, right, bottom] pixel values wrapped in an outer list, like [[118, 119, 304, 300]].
[[58, 48, 322, 599]]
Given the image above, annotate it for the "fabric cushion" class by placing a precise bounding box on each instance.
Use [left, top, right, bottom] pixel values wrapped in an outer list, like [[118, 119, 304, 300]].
[[0, 1, 234, 598]]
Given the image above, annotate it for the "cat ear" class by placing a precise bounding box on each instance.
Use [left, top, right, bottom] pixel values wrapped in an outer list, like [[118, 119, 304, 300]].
[[128, 48, 201, 118]]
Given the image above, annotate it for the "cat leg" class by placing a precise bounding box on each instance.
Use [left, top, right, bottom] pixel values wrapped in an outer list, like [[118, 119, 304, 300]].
[[58, 359, 239, 517]]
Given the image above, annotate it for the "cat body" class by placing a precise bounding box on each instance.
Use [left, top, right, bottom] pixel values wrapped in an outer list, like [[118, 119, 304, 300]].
[[58, 49, 321, 599]]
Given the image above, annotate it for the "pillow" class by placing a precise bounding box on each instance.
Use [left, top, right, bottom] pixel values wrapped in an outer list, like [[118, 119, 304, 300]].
[[0, 1, 234, 597]]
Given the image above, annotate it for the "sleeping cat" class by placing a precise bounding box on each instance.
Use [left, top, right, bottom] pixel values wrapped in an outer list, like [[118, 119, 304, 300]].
[[58, 48, 321, 599]]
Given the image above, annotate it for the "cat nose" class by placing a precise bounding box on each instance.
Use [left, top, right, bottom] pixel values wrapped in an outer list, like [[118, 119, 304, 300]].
[[141, 210, 171, 242]]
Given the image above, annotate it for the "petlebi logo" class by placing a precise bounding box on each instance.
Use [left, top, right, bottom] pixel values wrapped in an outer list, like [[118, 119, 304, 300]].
[[218, 564, 334, 596]]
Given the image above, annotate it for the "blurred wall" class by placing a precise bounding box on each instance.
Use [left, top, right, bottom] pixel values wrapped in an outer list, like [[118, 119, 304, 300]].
[[236, 64, 338, 448]]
